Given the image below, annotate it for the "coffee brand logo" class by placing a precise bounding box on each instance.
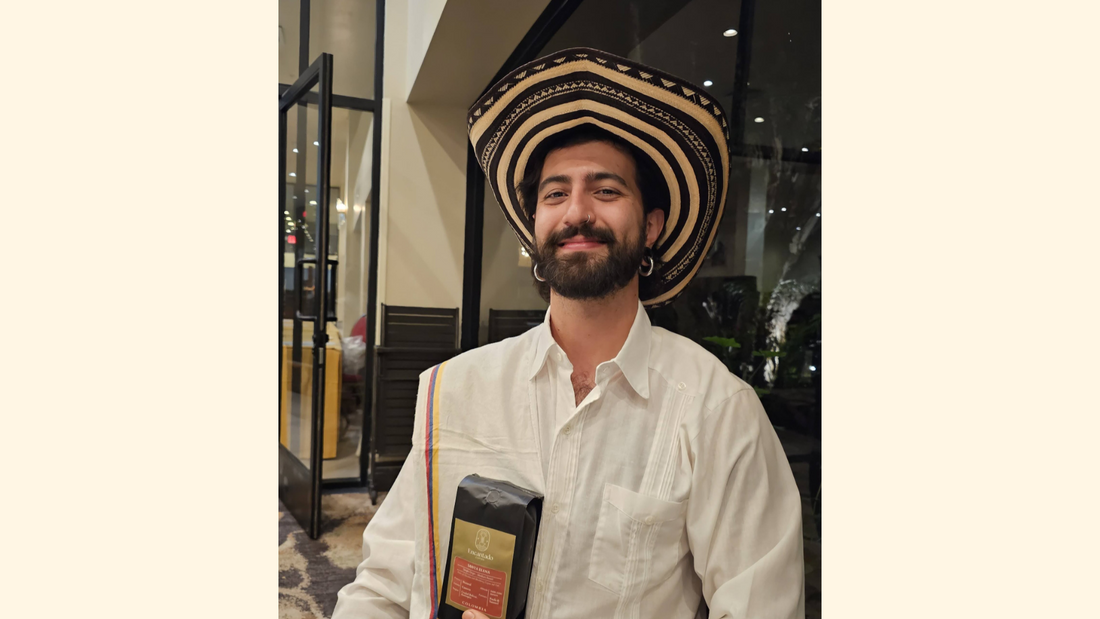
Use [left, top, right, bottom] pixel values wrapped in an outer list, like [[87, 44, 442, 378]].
[[475, 528, 491, 552]]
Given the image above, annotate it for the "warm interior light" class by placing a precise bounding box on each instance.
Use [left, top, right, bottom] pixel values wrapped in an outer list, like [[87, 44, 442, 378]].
[[336, 199, 348, 213], [723, 29, 738, 37], [768, 209, 774, 214], [703, 80, 713, 87], [292, 148, 298, 153], [801, 147, 809, 152], [313, 141, 319, 146], [289, 172, 296, 177], [310, 200, 318, 205], [754, 117, 764, 123]]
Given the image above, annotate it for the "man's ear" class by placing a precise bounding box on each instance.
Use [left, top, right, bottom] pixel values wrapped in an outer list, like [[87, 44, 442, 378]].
[[645, 208, 666, 248]]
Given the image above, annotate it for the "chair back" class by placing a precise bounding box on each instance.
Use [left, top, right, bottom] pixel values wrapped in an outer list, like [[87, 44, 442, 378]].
[[487, 308, 545, 343]]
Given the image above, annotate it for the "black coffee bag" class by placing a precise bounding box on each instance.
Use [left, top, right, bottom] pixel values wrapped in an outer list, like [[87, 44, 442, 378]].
[[436, 475, 542, 619]]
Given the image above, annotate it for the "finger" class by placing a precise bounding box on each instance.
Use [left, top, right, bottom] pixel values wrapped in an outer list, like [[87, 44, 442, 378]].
[[462, 611, 490, 619]]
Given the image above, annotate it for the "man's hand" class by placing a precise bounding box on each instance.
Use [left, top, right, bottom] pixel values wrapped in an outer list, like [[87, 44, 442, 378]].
[[461, 611, 490, 619]]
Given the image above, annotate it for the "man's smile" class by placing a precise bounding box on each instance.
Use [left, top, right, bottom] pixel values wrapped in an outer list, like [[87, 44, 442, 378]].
[[557, 236, 607, 251]]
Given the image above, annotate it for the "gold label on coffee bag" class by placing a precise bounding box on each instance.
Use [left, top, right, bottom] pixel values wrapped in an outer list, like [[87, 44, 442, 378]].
[[445, 518, 516, 619]]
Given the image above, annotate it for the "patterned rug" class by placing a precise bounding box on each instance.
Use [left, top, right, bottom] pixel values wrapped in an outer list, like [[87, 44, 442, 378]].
[[279, 490, 385, 619]]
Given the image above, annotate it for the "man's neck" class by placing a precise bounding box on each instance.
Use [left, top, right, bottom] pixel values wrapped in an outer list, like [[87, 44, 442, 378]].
[[548, 279, 640, 372]]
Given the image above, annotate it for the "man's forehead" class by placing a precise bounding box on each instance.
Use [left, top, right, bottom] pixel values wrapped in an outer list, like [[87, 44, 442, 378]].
[[540, 142, 635, 183]]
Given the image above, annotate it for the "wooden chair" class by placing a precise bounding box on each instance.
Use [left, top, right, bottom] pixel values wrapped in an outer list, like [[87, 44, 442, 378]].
[[365, 304, 460, 502], [487, 309, 545, 343], [380, 304, 460, 348]]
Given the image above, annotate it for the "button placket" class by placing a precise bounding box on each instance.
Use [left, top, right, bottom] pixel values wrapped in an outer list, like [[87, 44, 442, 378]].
[[538, 402, 590, 619]]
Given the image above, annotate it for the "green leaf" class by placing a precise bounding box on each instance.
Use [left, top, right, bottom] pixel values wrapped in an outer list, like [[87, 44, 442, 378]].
[[703, 336, 741, 349]]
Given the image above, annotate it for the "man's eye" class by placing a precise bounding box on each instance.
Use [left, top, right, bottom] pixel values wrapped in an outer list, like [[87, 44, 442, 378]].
[[544, 190, 566, 199], [596, 188, 621, 196]]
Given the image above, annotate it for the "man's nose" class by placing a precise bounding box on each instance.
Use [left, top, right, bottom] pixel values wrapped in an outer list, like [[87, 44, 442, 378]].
[[561, 190, 595, 228]]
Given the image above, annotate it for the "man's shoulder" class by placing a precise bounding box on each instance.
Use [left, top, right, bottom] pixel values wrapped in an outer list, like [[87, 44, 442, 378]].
[[419, 326, 539, 384], [649, 326, 753, 411]]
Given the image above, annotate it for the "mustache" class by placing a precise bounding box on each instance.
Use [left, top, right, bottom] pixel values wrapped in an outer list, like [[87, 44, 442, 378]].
[[543, 222, 617, 248]]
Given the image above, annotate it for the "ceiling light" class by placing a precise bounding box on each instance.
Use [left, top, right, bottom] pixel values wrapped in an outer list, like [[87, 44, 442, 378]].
[[754, 117, 764, 123], [723, 29, 738, 37], [809, 365, 817, 371], [703, 80, 713, 87], [313, 141, 319, 146], [816, 212, 821, 217], [289, 172, 296, 177], [768, 209, 774, 214], [309, 200, 317, 205], [305, 189, 309, 193], [781, 208, 787, 212], [801, 147, 809, 152], [292, 148, 298, 153], [796, 226, 801, 231]]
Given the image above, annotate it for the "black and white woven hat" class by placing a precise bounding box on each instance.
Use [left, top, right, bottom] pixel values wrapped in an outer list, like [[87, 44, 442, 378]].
[[468, 47, 731, 308]]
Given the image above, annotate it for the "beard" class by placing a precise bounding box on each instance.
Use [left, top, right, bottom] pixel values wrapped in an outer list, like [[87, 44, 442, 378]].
[[532, 219, 647, 301]]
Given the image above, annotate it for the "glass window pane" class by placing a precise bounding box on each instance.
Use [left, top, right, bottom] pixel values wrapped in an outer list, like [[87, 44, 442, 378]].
[[326, 106, 375, 480], [741, 0, 821, 150], [310, 0, 377, 99], [479, 178, 548, 346], [283, 101, 376, 482], [281, 86, 321, 470]]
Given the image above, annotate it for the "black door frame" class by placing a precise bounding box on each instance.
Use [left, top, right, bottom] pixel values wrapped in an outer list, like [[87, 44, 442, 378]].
[[279, 52, 335, 540], [278, 0, 386, 491]]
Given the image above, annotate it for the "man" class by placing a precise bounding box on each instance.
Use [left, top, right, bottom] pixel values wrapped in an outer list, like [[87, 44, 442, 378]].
[[334, 47, 804, 619]]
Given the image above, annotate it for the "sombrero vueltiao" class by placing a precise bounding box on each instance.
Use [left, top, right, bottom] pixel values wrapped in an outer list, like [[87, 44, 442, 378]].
[[467, 47, 730, 308]]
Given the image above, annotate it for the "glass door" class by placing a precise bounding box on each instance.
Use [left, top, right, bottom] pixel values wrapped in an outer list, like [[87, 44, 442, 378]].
[[279, 53, 334, 540]]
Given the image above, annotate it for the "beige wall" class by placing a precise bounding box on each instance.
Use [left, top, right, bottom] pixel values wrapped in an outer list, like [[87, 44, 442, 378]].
[[377, 0, 552, 332]]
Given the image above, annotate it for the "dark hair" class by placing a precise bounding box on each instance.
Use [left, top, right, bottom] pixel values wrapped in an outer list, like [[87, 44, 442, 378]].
[[515, 124, 670, 221]]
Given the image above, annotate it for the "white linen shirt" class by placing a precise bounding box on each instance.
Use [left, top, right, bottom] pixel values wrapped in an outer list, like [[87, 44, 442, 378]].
[[333, 301, 805, 619]]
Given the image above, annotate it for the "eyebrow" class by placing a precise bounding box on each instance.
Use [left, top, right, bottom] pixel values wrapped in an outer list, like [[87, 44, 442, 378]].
[[538, 171, 630, 193]]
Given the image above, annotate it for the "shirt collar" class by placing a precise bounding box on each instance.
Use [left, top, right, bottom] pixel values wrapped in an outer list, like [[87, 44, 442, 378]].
[[528, 300, 651, 400], [528, 308, 558, 381]]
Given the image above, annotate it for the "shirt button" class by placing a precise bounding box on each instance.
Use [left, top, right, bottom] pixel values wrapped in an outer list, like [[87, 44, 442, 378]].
[[677, 381, 686, 391], [645, 516, 655, 525], [562, 424, 572, 435], [551, 502, 560, 514]]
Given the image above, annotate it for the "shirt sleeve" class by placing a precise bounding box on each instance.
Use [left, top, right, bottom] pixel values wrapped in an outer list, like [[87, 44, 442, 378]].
[[331, 452, 418, 619], [685, 387, 806, 619]]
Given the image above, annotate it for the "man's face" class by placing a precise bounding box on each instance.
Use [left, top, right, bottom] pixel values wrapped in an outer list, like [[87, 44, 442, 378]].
[[530, 140, 665, 301]]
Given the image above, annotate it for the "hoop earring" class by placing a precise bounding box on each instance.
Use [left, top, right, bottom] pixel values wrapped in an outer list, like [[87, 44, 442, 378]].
[[533, 263, 546, 282], [639, 252, 655, 277]]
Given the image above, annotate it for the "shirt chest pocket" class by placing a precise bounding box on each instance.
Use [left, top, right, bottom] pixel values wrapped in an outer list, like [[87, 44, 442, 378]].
[[587, 482, 688, 594]]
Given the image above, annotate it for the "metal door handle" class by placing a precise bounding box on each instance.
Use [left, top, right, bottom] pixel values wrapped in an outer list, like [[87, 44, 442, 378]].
[[295, 257, 339, 322]]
